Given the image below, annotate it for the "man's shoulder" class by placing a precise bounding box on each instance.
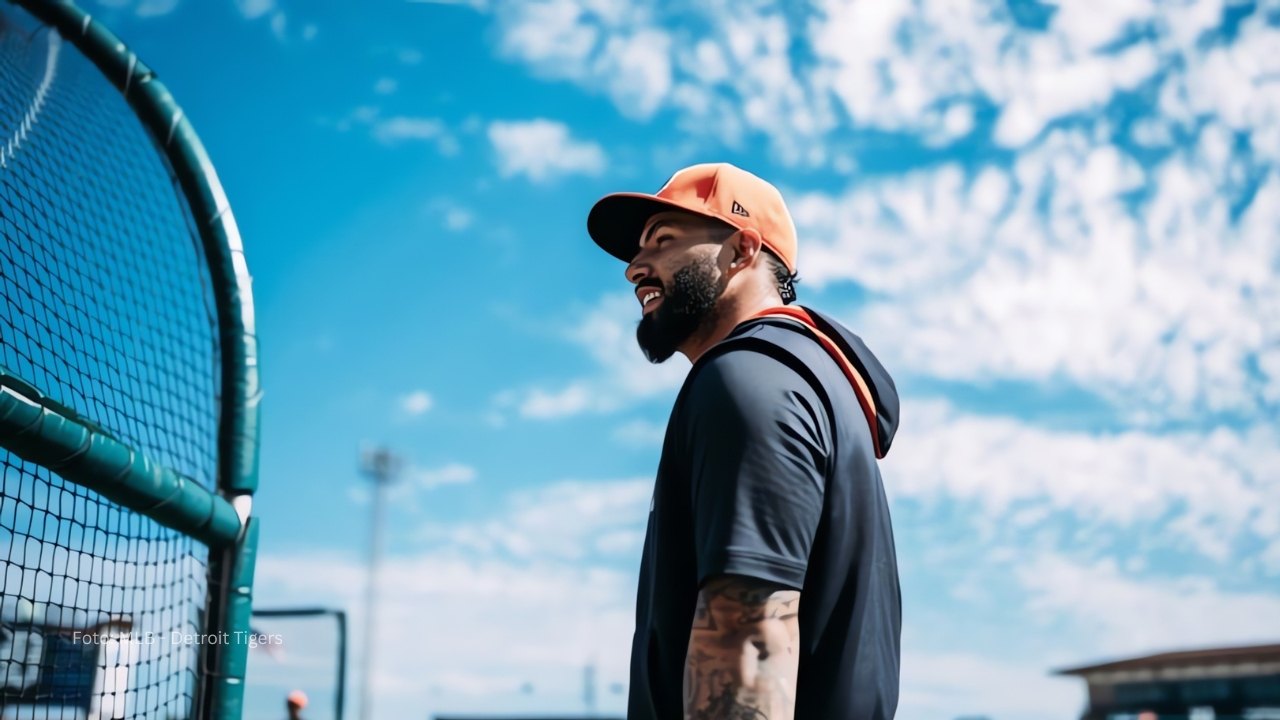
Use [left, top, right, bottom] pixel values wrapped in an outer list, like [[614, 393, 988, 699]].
[[696, 318, 837, 385], [684, 322, 830, 408]]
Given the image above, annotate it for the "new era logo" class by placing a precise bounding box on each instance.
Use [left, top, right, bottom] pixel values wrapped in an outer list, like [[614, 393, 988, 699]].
[[731, 201, 750, 217]]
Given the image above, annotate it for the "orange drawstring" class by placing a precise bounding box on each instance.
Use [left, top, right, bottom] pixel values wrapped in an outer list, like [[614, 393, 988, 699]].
[[748, 307, 884, 459]]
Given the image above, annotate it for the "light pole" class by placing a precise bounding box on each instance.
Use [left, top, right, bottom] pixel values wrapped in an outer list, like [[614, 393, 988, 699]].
[[358, 446, 402, 720], [584, 657, 597, 717]]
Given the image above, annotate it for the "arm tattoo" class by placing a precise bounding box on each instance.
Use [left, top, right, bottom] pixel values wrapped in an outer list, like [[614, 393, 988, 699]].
[[683, 575, 801, 720]]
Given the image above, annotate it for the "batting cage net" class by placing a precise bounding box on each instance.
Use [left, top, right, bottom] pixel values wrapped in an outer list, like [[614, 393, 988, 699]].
[[1, 1, 261, 719]]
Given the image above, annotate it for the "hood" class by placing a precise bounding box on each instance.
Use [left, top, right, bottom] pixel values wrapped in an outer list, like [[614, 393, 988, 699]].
[[747, 305, 900, 459]]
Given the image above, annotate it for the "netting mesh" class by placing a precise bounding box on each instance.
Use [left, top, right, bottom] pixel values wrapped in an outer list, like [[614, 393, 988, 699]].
[[2, 5, 221, 719]]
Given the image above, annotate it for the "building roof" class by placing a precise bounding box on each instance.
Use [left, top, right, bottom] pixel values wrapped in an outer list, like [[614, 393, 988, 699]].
[[1056, 642, 1280, 676]]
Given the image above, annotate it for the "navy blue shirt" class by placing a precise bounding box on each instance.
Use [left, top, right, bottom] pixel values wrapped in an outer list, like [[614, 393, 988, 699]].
[[628, 312, 901, 719]]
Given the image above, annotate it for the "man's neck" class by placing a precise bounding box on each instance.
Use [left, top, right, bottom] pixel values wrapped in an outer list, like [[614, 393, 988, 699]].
[[680, 291, 784, 364]]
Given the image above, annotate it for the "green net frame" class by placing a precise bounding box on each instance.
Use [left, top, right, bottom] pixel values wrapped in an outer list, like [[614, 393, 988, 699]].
[[1, 1, 261, 718]]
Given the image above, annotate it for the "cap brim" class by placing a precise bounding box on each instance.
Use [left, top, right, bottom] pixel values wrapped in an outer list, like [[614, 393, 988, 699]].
[[587, 193, 717, 264]]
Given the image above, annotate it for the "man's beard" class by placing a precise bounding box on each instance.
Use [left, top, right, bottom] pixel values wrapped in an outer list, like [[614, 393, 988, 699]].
[[636, 255, 725, 363]]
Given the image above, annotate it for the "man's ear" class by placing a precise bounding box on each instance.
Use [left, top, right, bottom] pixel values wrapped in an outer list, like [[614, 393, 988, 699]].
[[728, 227, 764, 268]]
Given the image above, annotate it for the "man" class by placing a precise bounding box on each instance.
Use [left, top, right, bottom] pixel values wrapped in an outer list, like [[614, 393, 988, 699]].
[[587, 163, 902, 720], [285, 689, 307, 720]]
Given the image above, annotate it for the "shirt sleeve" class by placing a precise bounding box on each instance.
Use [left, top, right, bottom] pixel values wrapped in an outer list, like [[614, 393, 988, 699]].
[[684, 348, 831, 591]]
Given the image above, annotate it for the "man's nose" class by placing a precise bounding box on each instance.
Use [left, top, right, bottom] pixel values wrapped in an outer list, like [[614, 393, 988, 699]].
[[626, 257, 650, 285]]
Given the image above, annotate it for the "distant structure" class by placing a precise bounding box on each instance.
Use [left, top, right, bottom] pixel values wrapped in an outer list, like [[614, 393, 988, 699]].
[[1057, 642, 1280, 719]]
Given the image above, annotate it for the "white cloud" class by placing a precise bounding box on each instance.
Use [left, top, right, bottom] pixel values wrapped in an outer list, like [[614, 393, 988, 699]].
[[796, 125, 1279, 420], [497, 4, 589, 61], [1262, 540, 1280, 576], [894, 549, 1280, 720], [611, 419, 666, 447], [883, 398, 1280, 564], [252, 477, 651, 716], [497, 293, 689, 420], [413, 462, 476, 489], [346, 484, 370, 505], [595, 529, 645, 555], [234, 0, 275, 20], [880, 399, 1280, 716], [454, 0, 1280, 172], [349, 106, 379, 126], [508, 157, 1276, 420], [253, 463, 1280, 720], [934, 103, 976, 145], [1161, 9, 1280, 161], [426, 198, 476, 232], [407, 0, 488, 9], [493, 0, 674, 118], [374, 77, 398, 95], [125, 0, 300, 40], [487, 119, 606, 182], [516, 381, 596, 418], [790, 162, 1014, 293], [134, 0, 179, 17], [992, 43, 1160, 146], [1131, 116, 1175, 148], [444, 206, 473, 231], [398, 390, 433, 416], [420, 478, 651, 560], [489, 1, 830, 162], [91, 0, 180, 16], [898, 649, 1082, 720], [1017, 553, 1280, 655], [96, 0, 1280, 169], [426, 672, 528, 696], [349, 462, 477, 511], [403, 0, 1278, 422], [269, 10, 286, 41], [373, 116, 446, 143], [343, 112, 461, 155], [593, 29, 673, 119], [254, 550, 635, 716]]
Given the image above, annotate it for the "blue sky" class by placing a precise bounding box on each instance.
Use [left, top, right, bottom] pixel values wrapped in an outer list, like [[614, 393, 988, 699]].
[[65, 0, 1280, 718]]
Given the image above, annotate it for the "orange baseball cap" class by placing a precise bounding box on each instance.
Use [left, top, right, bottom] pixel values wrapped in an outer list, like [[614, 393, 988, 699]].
[[287, 690, 308, 708], [587, 163, 798, 272]]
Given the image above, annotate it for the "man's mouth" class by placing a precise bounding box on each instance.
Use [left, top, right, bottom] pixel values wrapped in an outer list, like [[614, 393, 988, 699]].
[[637, 287, 664, 313]]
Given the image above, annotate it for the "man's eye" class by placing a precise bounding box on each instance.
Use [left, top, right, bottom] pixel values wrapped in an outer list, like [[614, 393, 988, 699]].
[[655, 234, 673, 245]]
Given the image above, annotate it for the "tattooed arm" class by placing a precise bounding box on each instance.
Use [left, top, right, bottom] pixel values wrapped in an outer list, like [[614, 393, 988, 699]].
[[683, 574, 801, 720]]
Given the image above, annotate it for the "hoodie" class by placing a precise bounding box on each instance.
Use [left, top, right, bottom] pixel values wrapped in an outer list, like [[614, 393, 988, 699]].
[[629, 303, 903, 720], [735, 304, 900, 458]]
